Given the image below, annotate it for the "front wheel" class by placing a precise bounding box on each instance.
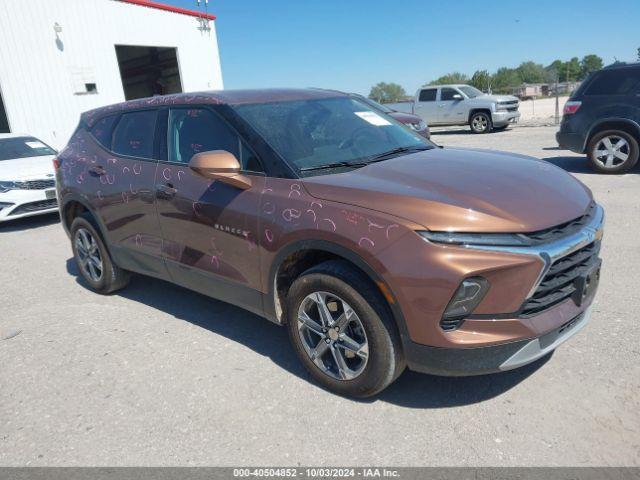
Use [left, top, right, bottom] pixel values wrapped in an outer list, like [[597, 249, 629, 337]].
[[470, 112, 492, 134], [587, 130, 639, 174], [286, 260, 405, 398]]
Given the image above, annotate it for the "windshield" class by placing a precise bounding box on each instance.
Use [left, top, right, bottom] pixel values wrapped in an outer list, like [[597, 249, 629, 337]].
[[357, 96, 394, 114], [458, 86, 484, 98], [234, 97, 433, 175], [0, 136, 57, 161]]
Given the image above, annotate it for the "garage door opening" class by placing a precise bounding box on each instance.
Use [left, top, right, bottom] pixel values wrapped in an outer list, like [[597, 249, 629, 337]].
[[0, 87, 9, 133], [115, 45, 183, 101]]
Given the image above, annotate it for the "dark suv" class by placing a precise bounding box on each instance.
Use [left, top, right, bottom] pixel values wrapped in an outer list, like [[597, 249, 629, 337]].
[[557, 62, 640, 173], [56, 89, 603, 397]]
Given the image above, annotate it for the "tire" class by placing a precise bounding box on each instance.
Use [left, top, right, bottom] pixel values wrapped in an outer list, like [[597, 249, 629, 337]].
[[587, 129, 639, 174], [70, 212, 130, 294], [285, 260, 405, 398], [469, 111, 492, 134]]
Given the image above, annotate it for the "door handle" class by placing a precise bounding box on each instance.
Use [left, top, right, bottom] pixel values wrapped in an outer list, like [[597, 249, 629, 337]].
[[156, 183, 177, 198], [89, 165, 106, 176]]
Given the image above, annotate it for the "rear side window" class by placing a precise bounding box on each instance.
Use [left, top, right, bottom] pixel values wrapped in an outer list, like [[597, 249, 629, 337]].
[[418, 89, 437, 102], [90, 115, 118, 149], [112, 110, 158, 159], [585, 68, 640, 95]]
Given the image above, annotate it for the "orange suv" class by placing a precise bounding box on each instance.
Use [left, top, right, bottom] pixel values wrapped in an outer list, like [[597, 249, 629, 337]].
[[55, 89, 603, 397]]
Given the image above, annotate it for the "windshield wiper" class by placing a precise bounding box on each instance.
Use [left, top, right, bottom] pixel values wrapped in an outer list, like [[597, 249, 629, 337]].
[[366, 145, 432, 163], [299, 161, 368, 172]]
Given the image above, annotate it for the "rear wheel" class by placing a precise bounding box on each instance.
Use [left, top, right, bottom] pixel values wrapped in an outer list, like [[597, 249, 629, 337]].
[[70, 213, 129, 293], [587, 130, 639, 174], [286, 260, 405, 398], [470, 112, 492, 134]]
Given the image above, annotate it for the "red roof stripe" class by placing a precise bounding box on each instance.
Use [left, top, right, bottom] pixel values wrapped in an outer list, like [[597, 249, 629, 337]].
[[117, 0, 216, 20]]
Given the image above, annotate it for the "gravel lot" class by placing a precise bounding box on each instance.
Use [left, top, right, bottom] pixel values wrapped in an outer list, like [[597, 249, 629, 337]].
[[1, 125, 639, 466]]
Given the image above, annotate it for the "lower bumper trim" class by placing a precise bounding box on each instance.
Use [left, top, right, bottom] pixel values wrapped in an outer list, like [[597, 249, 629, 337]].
[[404, 308, 591, 377]]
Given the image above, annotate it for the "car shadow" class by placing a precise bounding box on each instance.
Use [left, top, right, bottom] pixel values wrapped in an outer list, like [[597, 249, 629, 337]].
[[66, 258, 549, 408], [0, 212, 59, 232], [543, 155, 640, 174]]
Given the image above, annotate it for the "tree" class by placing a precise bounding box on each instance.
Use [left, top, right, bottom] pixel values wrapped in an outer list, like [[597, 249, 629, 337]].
[[565, 57, 582, 82], [470, 70, 491, 92], [427, 72, 469, 86], [546, 59, 564, 82], [516, 61, 547, 84], [368, 82, 406, 104], [492, 67, 521, 93], [580, 54, 603, 78], [637, 47, 640, 61]]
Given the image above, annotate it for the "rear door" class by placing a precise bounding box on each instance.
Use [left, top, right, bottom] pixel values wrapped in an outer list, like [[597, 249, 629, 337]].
[[154, 106, 266, 314], [413, 88, 439, 124], [437, 87, 467, 125], [87, 109, 167, 279]]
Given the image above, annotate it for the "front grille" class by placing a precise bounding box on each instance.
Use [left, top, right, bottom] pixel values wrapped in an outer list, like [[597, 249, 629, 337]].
[[14, 179, 55, 190], [520, 241, 600, 317], [9, 199, 58, 216], [521, 203, 596, 245]]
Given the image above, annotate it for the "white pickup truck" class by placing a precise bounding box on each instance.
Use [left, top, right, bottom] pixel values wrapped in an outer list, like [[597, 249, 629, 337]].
[[390, 84, 520, 134]]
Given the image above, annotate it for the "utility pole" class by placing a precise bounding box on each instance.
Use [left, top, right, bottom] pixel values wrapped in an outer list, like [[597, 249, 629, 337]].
[[555, 72, 560, 125]]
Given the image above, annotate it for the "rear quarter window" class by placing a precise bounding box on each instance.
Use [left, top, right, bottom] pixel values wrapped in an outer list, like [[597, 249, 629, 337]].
[[90, 115, 118, 149], [585, 68, 640, 95]]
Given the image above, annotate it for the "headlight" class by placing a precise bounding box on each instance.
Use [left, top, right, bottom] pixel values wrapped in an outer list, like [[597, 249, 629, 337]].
[[495, 103, 508, 111], [0, 181, 19, 193], [418, 230, 532, 247]]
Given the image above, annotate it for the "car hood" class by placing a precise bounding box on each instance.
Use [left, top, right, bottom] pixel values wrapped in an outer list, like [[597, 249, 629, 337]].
[[473, 94, 519, 103], [388, 111, 422, 125], [302, 148, 592, 233], [0, 155, 56, 180]]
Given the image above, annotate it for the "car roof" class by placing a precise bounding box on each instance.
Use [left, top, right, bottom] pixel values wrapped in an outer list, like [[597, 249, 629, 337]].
[[82, 88, 348, 126], [0, 133, 35, 139], [420, 84, 471, 89]]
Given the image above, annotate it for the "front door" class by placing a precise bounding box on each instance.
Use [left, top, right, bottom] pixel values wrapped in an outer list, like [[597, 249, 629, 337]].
[[154, 106, 266, 314], [437, 87, 466, 125]]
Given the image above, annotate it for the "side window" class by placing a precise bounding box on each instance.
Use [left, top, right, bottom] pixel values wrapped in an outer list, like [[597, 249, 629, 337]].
[[112, 111, 157, 159], [168, 108, 263, 172], [418, 88, 437, 102], [90, 115, 118, 149], [440, 88, 459, 101], [585, 69, 640, 95]]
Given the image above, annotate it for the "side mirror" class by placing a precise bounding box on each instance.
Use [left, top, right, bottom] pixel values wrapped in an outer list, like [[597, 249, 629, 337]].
[[188, 150, 252, 190], [452, 94, 463, 101]]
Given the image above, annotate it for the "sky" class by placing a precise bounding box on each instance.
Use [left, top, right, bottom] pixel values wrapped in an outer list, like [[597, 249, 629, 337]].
[[164, 0, 640, 96]]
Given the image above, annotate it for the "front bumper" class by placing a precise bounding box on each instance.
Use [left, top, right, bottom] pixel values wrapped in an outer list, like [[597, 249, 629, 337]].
[[405, 307, 591, 376], [492, 110, 520, 126], [0, 188, 58, 222]]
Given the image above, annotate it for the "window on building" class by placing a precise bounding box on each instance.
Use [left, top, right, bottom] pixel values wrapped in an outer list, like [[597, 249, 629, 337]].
[[112, 110, 157, 159], [418, 89, 437, 102]]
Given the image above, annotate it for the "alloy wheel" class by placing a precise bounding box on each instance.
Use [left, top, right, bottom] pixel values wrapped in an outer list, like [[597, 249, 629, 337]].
[[593, 135, 630, 170], [297, 291, 369, 381], [75, 228, 103, 282], [472, 115, 488, 132]]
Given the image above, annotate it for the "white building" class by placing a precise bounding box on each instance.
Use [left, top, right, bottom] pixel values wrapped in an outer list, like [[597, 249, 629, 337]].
[[0, 0, 223, 149]]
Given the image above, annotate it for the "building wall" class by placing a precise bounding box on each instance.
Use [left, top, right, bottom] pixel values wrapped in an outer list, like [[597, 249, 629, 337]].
[[0, 0, 223, 149]]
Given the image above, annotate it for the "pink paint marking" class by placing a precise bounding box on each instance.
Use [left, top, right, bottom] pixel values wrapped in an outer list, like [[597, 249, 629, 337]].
[[133, 163, 142, 175], [210, 255, 220, 269], [262, 202, 276, 215], [75, 173, 85, 184], [192, 202, 202, 216], [319, 218, 337, 232], [358, 237, 375, 248], [282, 208, 301, 222], [310, 201, 323, 209], [386, 224, 399, 240], [106, 174, 115, 185], [135, 234, 142, 247], [129, 184, 137, 194], [264, 229, 274, 243], [306, 209, 317, 223], [107, 158, 117, 164], [162, 168, 171, 181], [122, 192, 129, 203], [177, 170, 185, 181], [122, 166, 130, 174], [367, 219, 385, 232], [342, 210, 359, 225]]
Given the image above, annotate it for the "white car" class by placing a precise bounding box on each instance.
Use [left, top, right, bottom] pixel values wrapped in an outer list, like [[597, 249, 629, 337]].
[[0, 133, 58, 222]]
